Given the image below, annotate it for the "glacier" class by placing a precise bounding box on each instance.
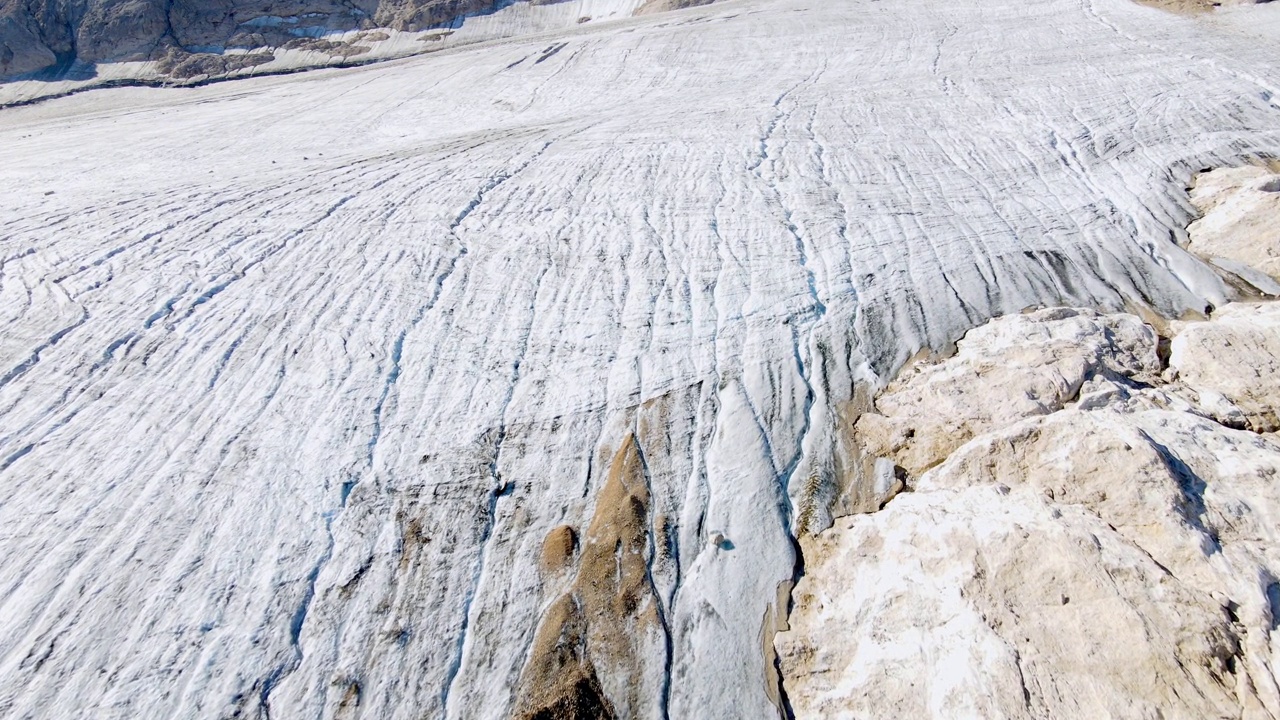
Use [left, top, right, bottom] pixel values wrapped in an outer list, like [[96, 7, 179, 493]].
[[1, 0, 1280, 716]]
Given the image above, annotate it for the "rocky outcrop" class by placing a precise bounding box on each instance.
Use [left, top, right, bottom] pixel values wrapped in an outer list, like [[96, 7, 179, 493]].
[[0, 0, 57, 76], [1136, 0, 1273, 15], [778, 303, 1280, 719], [1170, 302, 1280, 432], [1188, 165, 1280, 291], [853, 308, 1166, 478]]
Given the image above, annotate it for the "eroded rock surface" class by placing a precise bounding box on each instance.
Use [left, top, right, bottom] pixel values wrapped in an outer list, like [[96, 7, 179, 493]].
[[779, 304, 1280, 719], [1171, 302, 1280, 432], [854, 308, 1164, 478], [1189, 166, 1280, 290], [0, 0, 497, 73]]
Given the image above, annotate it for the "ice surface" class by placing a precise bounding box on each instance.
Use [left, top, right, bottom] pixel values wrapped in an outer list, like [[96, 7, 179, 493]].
[[1, 0, 1279, 717]]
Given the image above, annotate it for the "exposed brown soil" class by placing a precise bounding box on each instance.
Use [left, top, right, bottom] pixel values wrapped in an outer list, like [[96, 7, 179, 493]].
[[514, 435, 662, 719], [1133, 0, 1216, 15], [634, 0, 722, 16], [539, 524, 578, 571]]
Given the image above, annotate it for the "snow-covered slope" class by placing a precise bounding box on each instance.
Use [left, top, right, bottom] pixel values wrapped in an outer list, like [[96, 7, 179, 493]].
[[0, 0, 655, 107], [1, 0, 1279, 717]]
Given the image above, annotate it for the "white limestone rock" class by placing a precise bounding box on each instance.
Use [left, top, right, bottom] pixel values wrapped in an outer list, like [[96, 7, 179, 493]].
[[854, 308, 1163, 478], [780, 306, 1280, 720], [1189, 166, 1280, 290], [1171, 302, 1280, 432]]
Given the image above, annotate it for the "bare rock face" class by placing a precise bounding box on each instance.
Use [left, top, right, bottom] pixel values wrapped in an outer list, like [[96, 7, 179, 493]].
[[165, 0, 243, 50], [371, 0, 498, 31], [853, 308, 1163, 478], [74, 0, 171, 62], [779, 304, 1280, 719], [0, 5, 54, 76], [1189, 166, 1280, 289], [1171, 302, 1280, 432]]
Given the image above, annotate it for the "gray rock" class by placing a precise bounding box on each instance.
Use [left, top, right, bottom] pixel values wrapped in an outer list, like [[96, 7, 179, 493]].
[[0, 8, 56, 76], [634, 0, 719, 15], [75, 0, 170, 62]]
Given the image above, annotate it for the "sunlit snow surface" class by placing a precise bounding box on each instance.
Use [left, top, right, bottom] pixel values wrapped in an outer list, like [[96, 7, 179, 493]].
[[1, 0, 1280, 717]]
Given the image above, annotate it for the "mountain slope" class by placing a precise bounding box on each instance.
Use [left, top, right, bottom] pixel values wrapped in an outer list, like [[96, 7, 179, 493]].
[[0, 0, 663, 101], [1, 0, 1280, 717]]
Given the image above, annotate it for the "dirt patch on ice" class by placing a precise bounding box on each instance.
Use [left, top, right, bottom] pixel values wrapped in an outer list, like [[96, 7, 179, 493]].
[[515, 435, 664, 719], [634, 0, 722, 16], [1136, 0, 1272, 15], [1134, 0, 1216, 15]]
